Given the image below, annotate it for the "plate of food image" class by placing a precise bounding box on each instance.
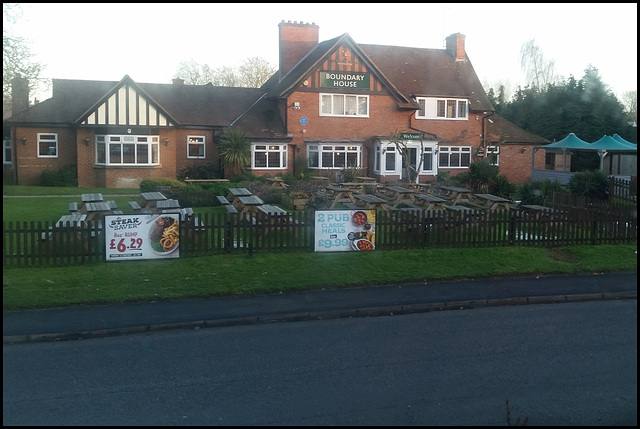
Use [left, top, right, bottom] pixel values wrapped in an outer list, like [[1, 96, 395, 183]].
[[351, 238, 374, 251], [148, 216, 180, 255], [352, 210, 367, 226]]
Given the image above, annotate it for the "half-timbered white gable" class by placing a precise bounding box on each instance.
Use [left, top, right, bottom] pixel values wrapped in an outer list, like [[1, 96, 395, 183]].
[[81, 83, 173, 127]]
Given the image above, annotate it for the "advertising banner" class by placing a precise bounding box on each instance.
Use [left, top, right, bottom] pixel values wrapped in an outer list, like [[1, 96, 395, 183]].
[[104, 213, 180, 261], [314, 210, 376, 252]]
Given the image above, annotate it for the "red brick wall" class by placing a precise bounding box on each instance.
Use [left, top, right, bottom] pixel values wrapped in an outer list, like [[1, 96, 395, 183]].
[[284, 91, 486, 182], [497, 144, 547, 184], [13, 127, 77, 185]]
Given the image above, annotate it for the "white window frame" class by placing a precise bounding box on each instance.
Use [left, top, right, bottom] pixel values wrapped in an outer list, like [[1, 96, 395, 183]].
[[187, 135, 205, 159], [3, 137, 11, 165], [319, 93, 369, 117], [373, 141, 438, 176], [486, 145, 500, 166], [37, 133, 58, 158], [415, 97, 468, 120], [438, 146, 472, 168], [95, 134, 160, 166], [307, 144, 362, 169], [251, 143, 288, 169]]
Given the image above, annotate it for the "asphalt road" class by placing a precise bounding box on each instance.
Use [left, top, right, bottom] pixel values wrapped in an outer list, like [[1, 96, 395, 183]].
[[3, 298, 637, 425], [3, 272, 636, 343]]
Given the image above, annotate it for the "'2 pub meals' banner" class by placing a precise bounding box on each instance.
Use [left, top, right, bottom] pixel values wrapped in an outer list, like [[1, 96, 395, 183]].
[[104, 213, 180, 261], [314, 210, 376, 252]]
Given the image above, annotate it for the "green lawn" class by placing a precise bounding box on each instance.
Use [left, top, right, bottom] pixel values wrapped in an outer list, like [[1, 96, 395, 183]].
[[3, 185, 637, 311]]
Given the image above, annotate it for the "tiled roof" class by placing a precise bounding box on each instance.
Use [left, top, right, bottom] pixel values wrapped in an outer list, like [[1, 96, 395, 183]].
[[486, 113, 550, 144], [359, 44, 494, 111], [5, 77, 264, 128]]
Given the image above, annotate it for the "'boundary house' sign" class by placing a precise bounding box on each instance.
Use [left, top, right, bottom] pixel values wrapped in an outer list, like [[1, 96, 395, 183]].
[[319, 71, 370, 89]]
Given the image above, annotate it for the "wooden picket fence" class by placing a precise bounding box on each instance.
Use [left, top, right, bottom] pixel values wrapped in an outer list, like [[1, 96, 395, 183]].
[[3, 199, 637, 268]]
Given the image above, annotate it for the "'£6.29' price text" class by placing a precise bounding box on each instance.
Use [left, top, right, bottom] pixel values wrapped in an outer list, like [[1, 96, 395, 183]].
[[110, 238, 143, 253]]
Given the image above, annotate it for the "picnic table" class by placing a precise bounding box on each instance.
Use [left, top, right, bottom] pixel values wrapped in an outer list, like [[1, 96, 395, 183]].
[[264, 177, 287, 188], [236, 195, 265, 214], [155, 199, 181, 210], [474, 193, 511, 211], [140, 192, 167, 209], [226, 187, 254, 209], [56, 213, 87, 227], [440, 185, 474, 205], [355, 176, 377, 183], [84, 201, 114, 221], [326, 185, 359, 209], [340, 182, 366, 192], [81, 193, 104, 203], [253, 204, 293, 238], [414, 193, 448, 210], [382, 185, 416, 208], [353, 193, 388, 210]]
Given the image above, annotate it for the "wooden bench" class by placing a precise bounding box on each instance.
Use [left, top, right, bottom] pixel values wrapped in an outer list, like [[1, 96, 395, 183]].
[[107, 200, 117, 209], [128, 201, 142, 211], [184, 178, 230, 184], [68, 202, 79, 212]]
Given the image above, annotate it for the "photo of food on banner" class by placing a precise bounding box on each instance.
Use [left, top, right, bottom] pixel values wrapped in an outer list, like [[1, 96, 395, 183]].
[[347, 210, 375, 251]]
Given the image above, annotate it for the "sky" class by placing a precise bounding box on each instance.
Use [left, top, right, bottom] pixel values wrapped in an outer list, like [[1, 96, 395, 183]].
[[5, 3, 637, 102]]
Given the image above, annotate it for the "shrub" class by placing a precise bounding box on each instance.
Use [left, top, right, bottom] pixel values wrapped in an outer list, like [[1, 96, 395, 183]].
[[342, 165, 364, 182], [37, 164, 77, 187], [568, 170, 609, 200], [177, 164, 220, 180], [466, 160, 499, 193], [516, 180, 566, 205], [139, 178, 185, 193], [491, 175, 517, 199], [292, 155, 311, 179]]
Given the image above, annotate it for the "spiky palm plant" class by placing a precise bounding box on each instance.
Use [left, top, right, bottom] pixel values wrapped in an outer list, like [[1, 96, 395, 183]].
[[219, 128, 251, 178], [467, 159, 499, 193]]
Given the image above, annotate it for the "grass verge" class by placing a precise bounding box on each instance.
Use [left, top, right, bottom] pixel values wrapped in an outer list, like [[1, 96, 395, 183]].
[[3, 244, 636, 311]]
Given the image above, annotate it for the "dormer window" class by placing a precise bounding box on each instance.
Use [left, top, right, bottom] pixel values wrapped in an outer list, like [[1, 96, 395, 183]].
[[415, 97, 468, 120]]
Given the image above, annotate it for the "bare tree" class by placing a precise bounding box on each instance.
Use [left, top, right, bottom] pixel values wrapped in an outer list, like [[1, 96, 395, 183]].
[[174, 57, 275, 88], [239, 57, 276, 87], [211, 66, 241, 87], [173, 59, 216, 85], [388, 130, 425, 184], [519, 38, 558, 90], [620, 90, 637, 124], [3, 3, 46, 118]]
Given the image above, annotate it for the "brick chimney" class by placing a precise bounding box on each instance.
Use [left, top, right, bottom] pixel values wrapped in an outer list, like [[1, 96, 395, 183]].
[[11, 76, 29, 115], [278, 20, 319, 80], [445, 33, 466, 61], [172, 78, 184, 85]]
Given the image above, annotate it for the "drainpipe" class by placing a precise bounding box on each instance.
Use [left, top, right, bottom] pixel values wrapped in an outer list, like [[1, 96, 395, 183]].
[[481, 110, 496, 148]]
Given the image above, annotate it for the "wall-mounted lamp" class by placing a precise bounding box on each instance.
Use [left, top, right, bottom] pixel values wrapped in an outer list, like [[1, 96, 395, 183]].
[[84, 138, 90, 146], [520, 147, 527, 153], [162, 138, 170, 146], [21, 137, 26, 145]]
